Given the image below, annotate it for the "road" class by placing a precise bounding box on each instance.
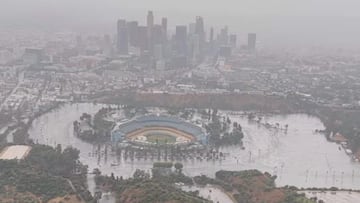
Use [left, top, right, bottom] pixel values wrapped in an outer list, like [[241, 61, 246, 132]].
[[65, 178, 85, 202]]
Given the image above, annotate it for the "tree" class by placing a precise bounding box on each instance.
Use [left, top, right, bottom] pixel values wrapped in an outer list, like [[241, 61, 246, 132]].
[[174, 163, 183, 173], [211, 109, 218, 122], [227, 117, 231, 124], [56, 144, 62, 153], [133, 169, 150, 180], [93, 168, 101, 176]]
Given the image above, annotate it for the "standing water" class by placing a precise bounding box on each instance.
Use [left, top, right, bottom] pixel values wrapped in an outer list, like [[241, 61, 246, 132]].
[[28, 103, 360, 190]]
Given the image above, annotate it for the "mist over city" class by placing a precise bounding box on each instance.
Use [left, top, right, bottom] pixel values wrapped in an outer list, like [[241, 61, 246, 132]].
[[2, 0, 360, 50], [1, 1, 360, 203]]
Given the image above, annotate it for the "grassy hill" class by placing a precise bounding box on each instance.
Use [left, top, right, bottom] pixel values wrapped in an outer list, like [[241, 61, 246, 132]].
[[116, 180, 210, 203], [214, 170, 315, 203]]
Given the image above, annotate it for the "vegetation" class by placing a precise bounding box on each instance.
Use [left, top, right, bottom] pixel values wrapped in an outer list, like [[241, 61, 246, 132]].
[[115, 180, 209, 203], [317, 108, 360, 156], [95, 164, 318, 203], [193, 174, 233, 191], [0, 144, 93, 202], [95, 168, 209, 203], [93, 107, 115, 137], [213, 170, 315, 203], [205, 109, 244, 146], [151, 162, 193, 185], [26, 145, 80, 177], [74, 107, 115, 143]]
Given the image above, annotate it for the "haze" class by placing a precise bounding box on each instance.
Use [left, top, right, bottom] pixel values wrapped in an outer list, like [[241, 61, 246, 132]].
[[1, 0, 360, 50]]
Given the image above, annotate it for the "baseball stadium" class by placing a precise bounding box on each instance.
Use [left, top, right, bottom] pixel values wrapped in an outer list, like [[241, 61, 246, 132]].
[[111, 115, 207, 146]]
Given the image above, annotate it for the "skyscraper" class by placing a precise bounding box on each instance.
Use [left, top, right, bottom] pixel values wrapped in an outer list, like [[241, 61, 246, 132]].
[[152, 25, 163, 45], [147, 11, 154, 29], [219, 26, 229, 45], [175, 25, 188, 56], [208, 27, 215, 56], [195, 16, 205, 62], [127, 21, 139, 47], [161, 17, 168, 42], [102, 34, 113, 57], [147, 11, 154, 52], [209, 27, 214, 42], [248, 33, 257, 51], [229, 34, 237, 48], [189, 23, 196, 35], [137, 26, 148, 52], [190, 34, 200, 63], [117, 19, 129, 55], [161, 17, 168, 58], [195, 16, 205, 38]]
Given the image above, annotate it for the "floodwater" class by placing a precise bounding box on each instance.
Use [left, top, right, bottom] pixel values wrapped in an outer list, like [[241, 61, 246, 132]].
[[28, 103, 360, 191], [302, 191, 360, 203]]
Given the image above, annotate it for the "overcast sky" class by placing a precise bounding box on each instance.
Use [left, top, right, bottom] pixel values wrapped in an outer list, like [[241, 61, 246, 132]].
[[1, 0, 360, 50]]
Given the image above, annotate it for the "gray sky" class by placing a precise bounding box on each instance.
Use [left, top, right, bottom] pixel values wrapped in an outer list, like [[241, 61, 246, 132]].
[[1, 0, 360, 50]]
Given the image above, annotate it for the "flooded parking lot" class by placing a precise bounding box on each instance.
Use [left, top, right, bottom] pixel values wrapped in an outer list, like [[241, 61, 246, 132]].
[[302, 191, 360, 203], [28, 103, 360, 190]]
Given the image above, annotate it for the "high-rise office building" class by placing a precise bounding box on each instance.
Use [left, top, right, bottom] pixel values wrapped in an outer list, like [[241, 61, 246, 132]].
[[102, 34, 113, 57], [190, 34, 200, 63], [147, 11, 154, 52], [229, 34, 237, 48], [161, 18, 168, 42], [248, 33, 256, 51], [209, 27, 214, 42], [219, 26, 229, 45], [137, 26, 148, 52], [208, 27, 215, 56], [195, 16, 205, 36], [189, 23, 196, 35], [152, 25, 163, 45], [154, 44, 163, 60], [175, 25, 188, 56], [147, 11, 154, 29], [195, 16, 205, 62], [127, 21, 139, 47], [117, 19, 129, 55]]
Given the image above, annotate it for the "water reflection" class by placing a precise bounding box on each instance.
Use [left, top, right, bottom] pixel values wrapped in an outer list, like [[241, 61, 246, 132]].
[[28, 103, 360, 190]]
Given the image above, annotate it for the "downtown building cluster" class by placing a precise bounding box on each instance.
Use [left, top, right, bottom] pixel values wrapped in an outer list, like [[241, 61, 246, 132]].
[[116, 11, 257, 69]]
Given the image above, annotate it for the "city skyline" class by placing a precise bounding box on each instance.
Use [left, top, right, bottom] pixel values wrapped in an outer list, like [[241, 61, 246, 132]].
[[114, 10, 255, 69], [1, 0, 360, 50]]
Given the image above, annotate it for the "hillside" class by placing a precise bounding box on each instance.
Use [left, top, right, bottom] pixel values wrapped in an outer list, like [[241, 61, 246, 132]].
[[214, 170, 314, 203], [116, 180, 210, 203], [0, 145, 93, 203]]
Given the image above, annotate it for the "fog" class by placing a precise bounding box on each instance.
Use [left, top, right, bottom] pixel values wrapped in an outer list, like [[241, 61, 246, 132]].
[[2, 1, 360, 203], [1, 0, 360, 49]]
